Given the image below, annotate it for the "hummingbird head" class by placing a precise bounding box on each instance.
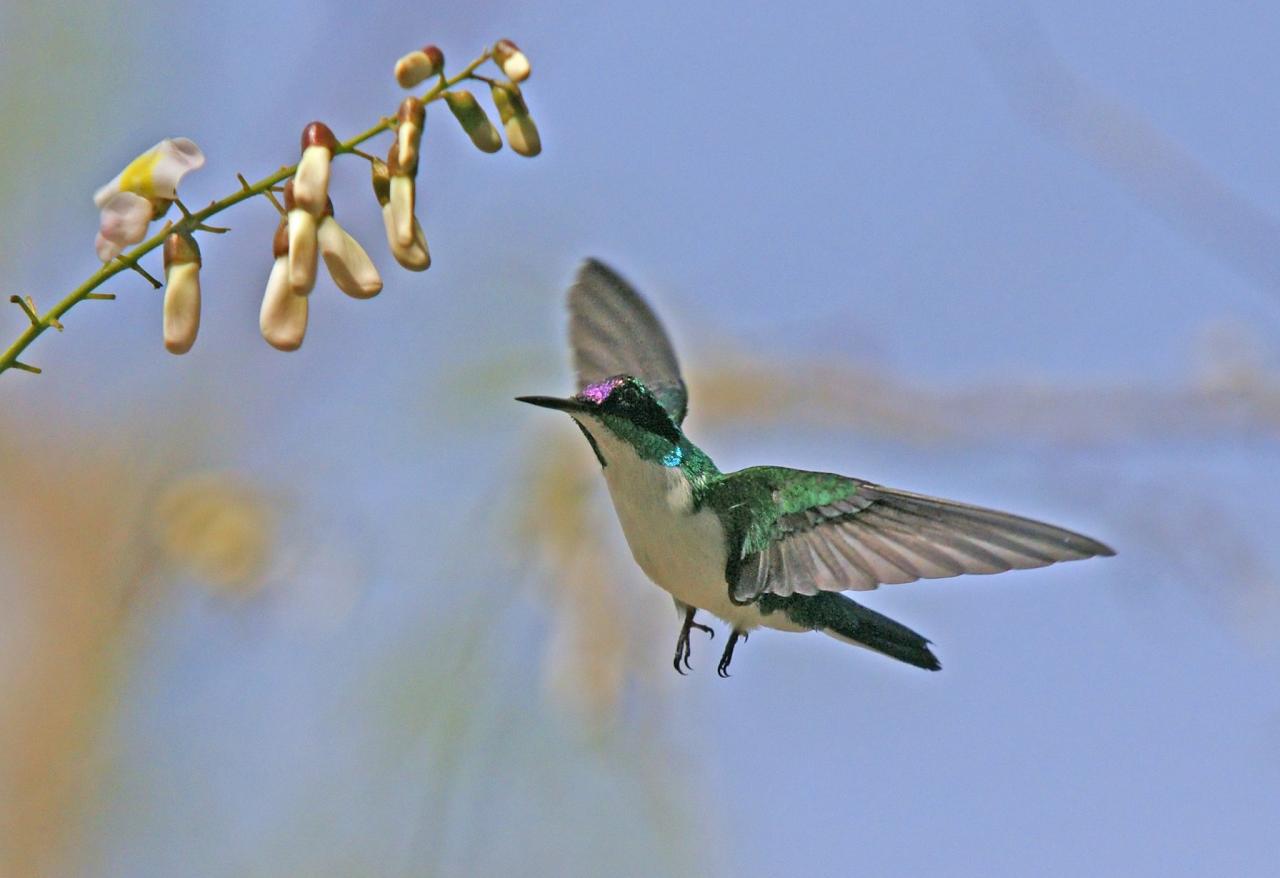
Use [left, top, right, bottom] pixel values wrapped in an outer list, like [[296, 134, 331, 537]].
[[517, 375, 683, 467]]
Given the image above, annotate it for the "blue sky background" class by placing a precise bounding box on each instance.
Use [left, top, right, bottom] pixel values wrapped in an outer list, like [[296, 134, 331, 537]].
[[3, 1, 1280, 875]]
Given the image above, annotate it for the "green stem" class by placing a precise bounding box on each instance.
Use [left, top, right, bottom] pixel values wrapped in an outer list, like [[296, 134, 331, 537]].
[[0, 50, 491, 378]]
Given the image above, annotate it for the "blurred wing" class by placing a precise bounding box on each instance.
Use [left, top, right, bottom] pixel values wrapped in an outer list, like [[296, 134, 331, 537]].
[[723, 468, 1114, 602], [567, 258, 689, 425]]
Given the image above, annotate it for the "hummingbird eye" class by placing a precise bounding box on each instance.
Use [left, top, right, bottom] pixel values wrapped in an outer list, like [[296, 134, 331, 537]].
[[595, 376, 680, 445]]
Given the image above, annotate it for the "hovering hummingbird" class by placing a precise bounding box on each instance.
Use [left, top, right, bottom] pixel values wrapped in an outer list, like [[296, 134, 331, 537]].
[[518, 259, 1114, 676]]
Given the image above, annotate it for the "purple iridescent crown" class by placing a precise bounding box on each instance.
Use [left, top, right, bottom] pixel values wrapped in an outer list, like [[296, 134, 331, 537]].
[[580, 376, 627, 404]]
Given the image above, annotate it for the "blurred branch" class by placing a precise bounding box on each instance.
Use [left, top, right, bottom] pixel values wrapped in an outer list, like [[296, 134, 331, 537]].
[[975, 6, 1280, 302], [0, 39, 540, 376]]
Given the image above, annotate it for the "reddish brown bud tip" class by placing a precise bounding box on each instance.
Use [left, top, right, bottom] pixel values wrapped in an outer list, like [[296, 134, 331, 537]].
[[493, 39, 531, 82], [397, 96, 426, 127], [272, 219, 289, 258], [370, 158, 391, 205], [395, 45, 445, 89], [163, 232, 201, 268], [300, 121, 338, 154]]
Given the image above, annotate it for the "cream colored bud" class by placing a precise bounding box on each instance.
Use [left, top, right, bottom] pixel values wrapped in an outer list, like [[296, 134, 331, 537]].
[[287, 210, 318, 294], [162, 234, 202, 355], [283, 181, 318, 294], [389, 170, 416, 249], [490, 84, 541, 157], [493, 39, 530, 82], [260, 259, 308, 351], [381, 202, 430, 271], [294, 122, 337, 215], [259, 221, 308, 350], [395, 45, 444, 89], [444, 90, 502, 153], [318, 215, 382, 299], [396, 97, 426, 173]]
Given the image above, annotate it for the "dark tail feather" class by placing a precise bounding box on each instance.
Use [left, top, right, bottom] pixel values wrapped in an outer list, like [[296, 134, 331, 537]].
[[776, 592, 941, 671]]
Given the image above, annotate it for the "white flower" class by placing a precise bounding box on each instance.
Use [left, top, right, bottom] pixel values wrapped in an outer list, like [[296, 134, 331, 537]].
[[386, 144, 418, 249], [396, 97, 425, 176], [493, 39, 530, 82], [318, 215, 382, 298], [293, 122, 337, 217], [394, 45, 443, 89], [382, 206, 431, 271], [94, 138, 204, 261], [371, 158, 430, 271], [161, 233, 201, 354], [283, 181, 318, 295], [490, 84, 540, 157], [444, 90, 502, 154], [260, 220, 309, 351]]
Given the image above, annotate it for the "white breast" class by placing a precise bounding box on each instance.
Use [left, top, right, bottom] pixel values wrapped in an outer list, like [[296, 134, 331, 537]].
[[576, 418, 797, 632]]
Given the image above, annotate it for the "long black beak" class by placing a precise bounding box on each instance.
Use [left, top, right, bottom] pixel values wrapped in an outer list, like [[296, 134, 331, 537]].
[[515, 395, 589, 413]]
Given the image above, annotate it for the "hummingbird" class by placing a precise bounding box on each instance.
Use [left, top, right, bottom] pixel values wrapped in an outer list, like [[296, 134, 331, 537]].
[[518, 259, 1114, 676]]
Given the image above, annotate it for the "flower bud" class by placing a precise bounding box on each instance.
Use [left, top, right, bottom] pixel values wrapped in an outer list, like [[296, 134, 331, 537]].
[[318, 212, 382, 299], [162, 233, 201, 355], [294, 122, 338, 216], [396, 97, 426, 174], [260, 220, 308, 351], [493, 39, 530, 82], [283, 180, 318, 294], [381, 203, 431, 272], [443, 90, 502, 153], [386, 144, 417, 249], [370, 157, 392, 205], [394, 44, 444, 89], [372, 159, 430, 271], [490, 83, 541, 157]]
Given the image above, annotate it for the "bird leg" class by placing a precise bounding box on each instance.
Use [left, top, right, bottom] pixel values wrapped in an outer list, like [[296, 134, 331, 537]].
[[716, 629, 749, 678], [672, 606, 715, 675]]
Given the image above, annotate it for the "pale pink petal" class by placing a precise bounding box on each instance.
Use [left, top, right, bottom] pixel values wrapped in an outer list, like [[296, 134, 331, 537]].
[[149, 138, 206, 200], [96, 191, 153, 262]]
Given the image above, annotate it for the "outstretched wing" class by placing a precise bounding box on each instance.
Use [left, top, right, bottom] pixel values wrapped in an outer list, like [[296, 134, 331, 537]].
[[708, 467, 1114, 603], [567, 258, 689, 425]]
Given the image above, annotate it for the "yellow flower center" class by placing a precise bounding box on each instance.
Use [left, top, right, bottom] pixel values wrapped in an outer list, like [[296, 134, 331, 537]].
[[117, 149, 164, 199]]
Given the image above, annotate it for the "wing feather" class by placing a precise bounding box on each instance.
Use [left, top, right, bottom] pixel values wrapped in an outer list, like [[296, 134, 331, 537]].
[[719, 469, 1114, 603], [567, 259, 689, 424]]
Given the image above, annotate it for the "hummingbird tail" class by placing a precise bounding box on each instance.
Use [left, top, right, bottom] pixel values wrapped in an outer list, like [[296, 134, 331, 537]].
[[769, 592, 941, 671]]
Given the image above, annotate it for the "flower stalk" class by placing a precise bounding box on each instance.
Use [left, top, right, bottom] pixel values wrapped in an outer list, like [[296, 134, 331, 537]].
[[2, 41, 532, 376]]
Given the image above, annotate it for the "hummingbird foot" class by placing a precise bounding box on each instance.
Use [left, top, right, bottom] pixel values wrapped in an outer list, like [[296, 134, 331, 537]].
[[716, 630, 748, 678], [673, 606, 716, 675]]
